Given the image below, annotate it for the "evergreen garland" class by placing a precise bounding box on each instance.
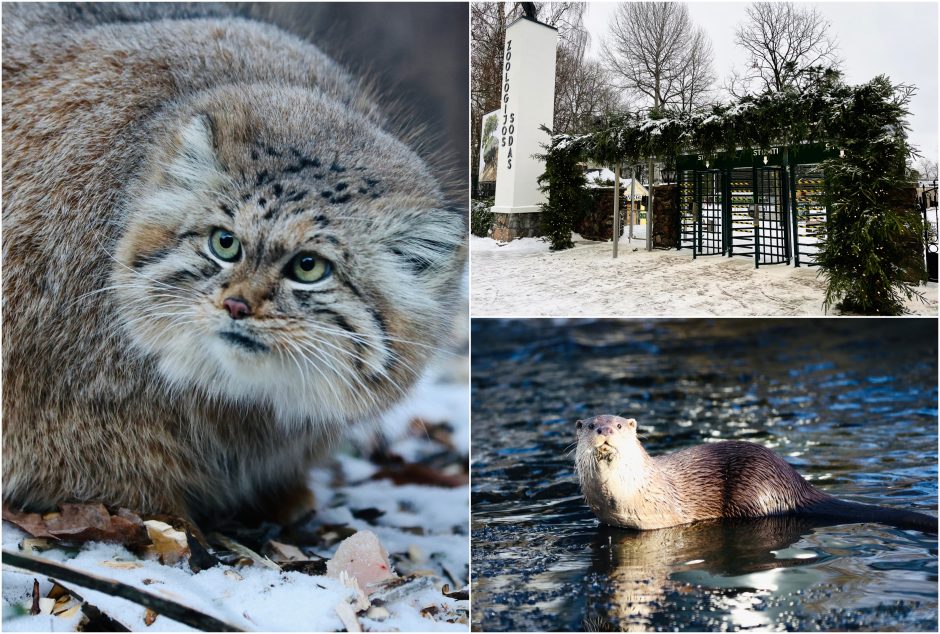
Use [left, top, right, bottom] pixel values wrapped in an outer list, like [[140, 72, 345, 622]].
[[539, 69, 926, 314]]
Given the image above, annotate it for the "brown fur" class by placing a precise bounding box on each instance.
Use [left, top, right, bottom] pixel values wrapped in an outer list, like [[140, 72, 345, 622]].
[[2, 4, 465, 524], [576, 415, 936, 532]]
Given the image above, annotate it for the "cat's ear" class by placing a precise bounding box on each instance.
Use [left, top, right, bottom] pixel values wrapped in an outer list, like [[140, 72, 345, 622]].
[[165, 114, 220, 189]]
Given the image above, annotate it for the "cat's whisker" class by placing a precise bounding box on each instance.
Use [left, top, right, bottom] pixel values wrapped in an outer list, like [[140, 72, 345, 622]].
[[279, 343, 310, 403], [296, 332, 406, 399], [290, 339, 369, 407], [301, 322, 458, 357], [295, 335, 397, 407], [68, 281, 201, 308], [289, 340, 356, 410], [295, 325, 426, 379], [89, 231, 203, 300]]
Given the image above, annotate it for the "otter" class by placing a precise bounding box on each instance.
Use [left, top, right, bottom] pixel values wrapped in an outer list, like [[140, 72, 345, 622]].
[[575, 415, 937, 533]]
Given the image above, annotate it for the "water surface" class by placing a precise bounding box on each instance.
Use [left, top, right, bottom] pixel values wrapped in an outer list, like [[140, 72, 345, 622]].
[[471, 319, 938, 631]]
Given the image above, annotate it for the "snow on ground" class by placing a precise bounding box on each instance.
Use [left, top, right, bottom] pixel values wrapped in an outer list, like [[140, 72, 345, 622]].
[[1, 353, 469, 632], [470, 228, 938, 317]]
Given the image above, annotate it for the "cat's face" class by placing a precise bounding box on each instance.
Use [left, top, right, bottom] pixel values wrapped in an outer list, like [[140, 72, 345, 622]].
[[113, 87, 464, 425]]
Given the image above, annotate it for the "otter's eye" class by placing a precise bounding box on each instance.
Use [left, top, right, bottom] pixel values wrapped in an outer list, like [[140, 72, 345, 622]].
[[618, 424, 622, 429], [288, 252, 332, 283], [209, 228, 241, 262], [589, 423, 595, 430]]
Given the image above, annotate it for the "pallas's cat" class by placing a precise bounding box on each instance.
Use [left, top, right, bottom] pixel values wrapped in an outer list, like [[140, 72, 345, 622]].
[[2, 3, 465, 523]]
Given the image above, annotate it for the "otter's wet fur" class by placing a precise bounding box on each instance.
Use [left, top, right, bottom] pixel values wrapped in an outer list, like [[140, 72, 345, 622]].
[[575, 415, 937, 533]]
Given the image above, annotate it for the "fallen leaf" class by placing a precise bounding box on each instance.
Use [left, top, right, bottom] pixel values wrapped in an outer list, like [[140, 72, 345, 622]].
[[55, 604, 81, 619], [371, 463, 466, 488], [264, 540, 306, 563], [315, 523, 358, 547], [369, 574, 436, 604], [30, 578, 40, 615], [411, 418, 457, 451], [21, 538, 54, 552], [279, 559, 328, 576], [144, 608, 158, 626], [144, 520, 188, 565], [442, 585, 469, 600], [186, 531, 220, 573], [5, 505, 58, 540], [38, 597, 55, 615], [350, 508, 385, 523], [209, 533, 279, 570], [4, 503, 149, 549], [326, 531, 397, 594], [100, 561, 143, 570]]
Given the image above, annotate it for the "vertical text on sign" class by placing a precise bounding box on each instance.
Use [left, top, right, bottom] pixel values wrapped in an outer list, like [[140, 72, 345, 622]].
[[501, 40, 515, 169]]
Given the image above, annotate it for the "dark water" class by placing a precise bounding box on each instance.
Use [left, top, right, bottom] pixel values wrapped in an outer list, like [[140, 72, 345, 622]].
[[471, 319, 938, 632]]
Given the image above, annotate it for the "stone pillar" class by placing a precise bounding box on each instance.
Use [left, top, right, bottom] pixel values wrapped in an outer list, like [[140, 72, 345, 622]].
[[490, 16, 558, 239], [651, 184, 679, 248], [577, 188, 624, 241]]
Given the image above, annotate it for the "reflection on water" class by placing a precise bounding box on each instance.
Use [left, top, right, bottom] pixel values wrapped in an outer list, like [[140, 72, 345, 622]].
[[471, 319, 938, 632]]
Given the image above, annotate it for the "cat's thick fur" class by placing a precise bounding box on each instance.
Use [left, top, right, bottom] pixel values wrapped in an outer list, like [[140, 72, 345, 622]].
[[2, 3, 465, 522]]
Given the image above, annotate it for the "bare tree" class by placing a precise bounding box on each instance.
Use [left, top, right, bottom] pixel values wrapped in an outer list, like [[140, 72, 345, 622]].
[[471, 2, 615, 184], [554, 58, 621, 133], [729, 2, 840, 97], [918, 157, 939, 182], [676, 28, 716, 113], [601, 2, 716, 114], [471, 3, 508, 186]]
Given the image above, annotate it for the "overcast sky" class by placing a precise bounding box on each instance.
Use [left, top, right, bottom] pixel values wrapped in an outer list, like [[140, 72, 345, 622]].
[[583, 1, 938, 165]]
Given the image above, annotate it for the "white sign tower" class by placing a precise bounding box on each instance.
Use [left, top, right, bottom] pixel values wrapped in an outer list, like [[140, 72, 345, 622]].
[[490, 14, 558, 241]]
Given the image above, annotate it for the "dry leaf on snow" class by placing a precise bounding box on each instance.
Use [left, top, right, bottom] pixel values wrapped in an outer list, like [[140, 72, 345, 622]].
[[3, 503, 149, 549]]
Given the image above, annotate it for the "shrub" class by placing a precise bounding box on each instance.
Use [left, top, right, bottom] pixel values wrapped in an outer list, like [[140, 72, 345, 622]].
[[471, 197, 495, 238]]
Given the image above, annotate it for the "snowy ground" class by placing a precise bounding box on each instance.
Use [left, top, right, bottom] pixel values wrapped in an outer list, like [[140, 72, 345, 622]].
[[2, 350, 469, 632], [471, 227, 938, 317]]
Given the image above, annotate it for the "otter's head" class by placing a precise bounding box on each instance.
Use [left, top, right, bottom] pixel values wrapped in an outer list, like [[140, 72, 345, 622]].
[[112, 84, 465, 427], [575, 414, 639, 458]]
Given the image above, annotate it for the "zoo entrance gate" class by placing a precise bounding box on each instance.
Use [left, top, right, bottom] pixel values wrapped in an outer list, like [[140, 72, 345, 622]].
[[677, 143, 836, 267]]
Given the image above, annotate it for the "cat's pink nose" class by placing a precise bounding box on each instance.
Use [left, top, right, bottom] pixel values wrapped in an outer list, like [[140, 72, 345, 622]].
[[223, 297, 252, 320]]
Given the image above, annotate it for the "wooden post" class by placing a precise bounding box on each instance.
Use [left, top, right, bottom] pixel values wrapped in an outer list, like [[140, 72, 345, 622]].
[[613, 162, 621, 258], [646, 158, 655, 251], [629, 166, 636, 242]]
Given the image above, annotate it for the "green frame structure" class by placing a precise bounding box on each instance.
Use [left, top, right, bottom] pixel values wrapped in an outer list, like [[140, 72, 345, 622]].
[[677, 142, 839, 268]]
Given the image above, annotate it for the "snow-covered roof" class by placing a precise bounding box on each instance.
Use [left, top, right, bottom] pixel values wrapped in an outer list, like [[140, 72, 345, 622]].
[[584, 168, 649, 197]]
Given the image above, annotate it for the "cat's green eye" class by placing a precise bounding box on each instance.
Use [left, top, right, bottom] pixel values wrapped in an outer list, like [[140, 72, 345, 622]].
[[209, 228, 241, 262], [288, 252, 332, 284]]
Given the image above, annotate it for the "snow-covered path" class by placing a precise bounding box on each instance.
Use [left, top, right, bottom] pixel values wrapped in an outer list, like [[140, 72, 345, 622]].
[[470, 232, 938, 317]]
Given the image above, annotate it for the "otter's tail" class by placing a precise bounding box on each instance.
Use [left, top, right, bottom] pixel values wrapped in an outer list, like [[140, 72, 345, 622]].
[[801, 499, 937, 534]]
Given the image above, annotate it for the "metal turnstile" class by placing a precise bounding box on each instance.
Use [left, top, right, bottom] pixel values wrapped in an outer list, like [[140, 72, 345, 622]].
[[790, 164, 827, 267], [727, 168, 755, 259], [753, 167, 790, 266], [693, 170, 724, 257]]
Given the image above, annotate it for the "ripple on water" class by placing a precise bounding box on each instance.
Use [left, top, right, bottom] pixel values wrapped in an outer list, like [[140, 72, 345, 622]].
[[471, 319, 938, 632]]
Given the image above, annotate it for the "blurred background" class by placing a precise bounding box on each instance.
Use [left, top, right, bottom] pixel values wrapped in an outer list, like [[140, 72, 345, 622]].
[[242, 2, 468, 205]]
